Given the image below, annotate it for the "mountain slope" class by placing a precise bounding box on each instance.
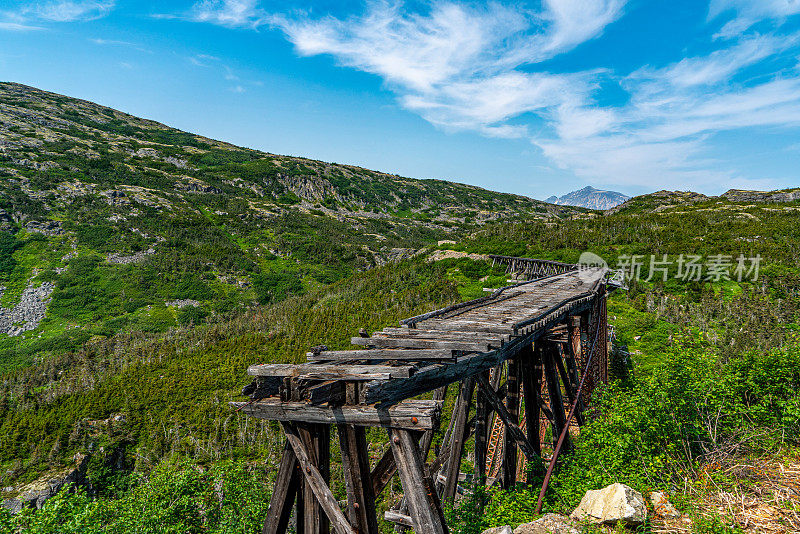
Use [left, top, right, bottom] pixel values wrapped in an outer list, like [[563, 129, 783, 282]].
[[546, 186, 630, 210], [0, 81, 587, 370]]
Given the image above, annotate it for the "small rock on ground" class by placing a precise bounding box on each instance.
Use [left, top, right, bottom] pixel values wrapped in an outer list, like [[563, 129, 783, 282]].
[[513, 514, 580, 534], [650, 491, 680, 518], [481, 526, 513, 534], [570, 482, 647, 525]]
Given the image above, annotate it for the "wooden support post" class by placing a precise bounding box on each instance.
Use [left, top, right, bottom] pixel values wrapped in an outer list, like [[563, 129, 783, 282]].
[[565, 317, 584, 425], [394, 387, 445, 534], [388, 428, 448, 534], [542, 343, 570, 452], [475, 374, 537, 461], [338, 424, 379, 534], [370, 447, 397, 497], [520, 344, 542, 483], [502, 357, 520, 489], [298, 423, 331, 534], [474, 370, 490, 485], [442, 378, 474, 506], [263, 442, 301, 534], [283, 422, 355, 534]]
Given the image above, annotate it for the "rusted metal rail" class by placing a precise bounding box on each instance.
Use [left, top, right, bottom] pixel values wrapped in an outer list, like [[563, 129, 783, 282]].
[[233, 256, 612, 534]]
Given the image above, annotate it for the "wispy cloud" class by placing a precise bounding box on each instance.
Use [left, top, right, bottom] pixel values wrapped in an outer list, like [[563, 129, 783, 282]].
[[32, 1, 116, 22], [709, 0, 800, 38], [1, 0, 114, 30], [187, 0, 800, 191], [0, 21, 43, 31], [90, 37, 132, 46], [190, 0, 265, 28]]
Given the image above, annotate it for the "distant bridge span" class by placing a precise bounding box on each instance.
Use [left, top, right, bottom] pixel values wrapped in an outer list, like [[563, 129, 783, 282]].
[[233, 256, 614, 534]]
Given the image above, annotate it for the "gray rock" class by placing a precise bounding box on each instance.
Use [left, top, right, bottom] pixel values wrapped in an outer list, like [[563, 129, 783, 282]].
[[482, 527, 513, 534], [2, 454, 90, 513], [0, 281, 55, 336], [650, 491, 680, 518], [24, 219, 62, 236], [513, 514, 579, 534], [570, 483, 647, 525]]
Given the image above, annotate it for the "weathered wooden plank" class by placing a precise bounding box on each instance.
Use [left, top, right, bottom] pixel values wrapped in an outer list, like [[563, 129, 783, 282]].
[[384, 511, 415, 528], [307, 348, 455, 361], [338, 424, 379, 534], [283, 422, 355, 534], [380, 328, 509, 340], [231, 399, 441, 430], [412, 320, 514, 334], [362, 332, 541, 405], [352, 337, 495, 351], [388, 428, 448, 534], [442, 378, 474, 505], [249, 363, 414, 380], [307, 381, 345, 405], [299, 423, 329, 534], [262, 442, 300, 534], [370, 446, 396, 496]]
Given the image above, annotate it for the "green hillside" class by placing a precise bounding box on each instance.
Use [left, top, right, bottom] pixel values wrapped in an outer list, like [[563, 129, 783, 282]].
[[0, 81, 583, 372], [1, 83, 799, 533]]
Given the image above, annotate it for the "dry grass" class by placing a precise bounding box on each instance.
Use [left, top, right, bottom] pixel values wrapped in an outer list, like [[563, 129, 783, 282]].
[[653, 454, 800, 533]]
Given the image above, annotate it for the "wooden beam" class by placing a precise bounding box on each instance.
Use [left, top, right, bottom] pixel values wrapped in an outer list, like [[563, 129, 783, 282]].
[[388, 428, 448, 534], [298, 423, 330, 534], [262, 442, 300, 534], [352, 337, 496, 352], [231, 398, 441, 430], [384, 511, 414, 528], [249, 363, 414, 381], [338, 424, 379, 534], [442, 378, 474, 506], [475, 374, 537, 461], [474, 370, 490, 485], [502, 357, 520, 489], [282, 422, 355, 534], [307, 349, 455, 361], [542, 343, 570, 452], [520, 345, 541, 462]]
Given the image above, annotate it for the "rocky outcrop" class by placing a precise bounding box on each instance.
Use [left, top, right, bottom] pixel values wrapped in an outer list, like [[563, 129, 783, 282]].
[[2, 454, 90, 513], [481, 527, 513, 534], [0, 281, 55, 336], [722, 189, 800, 203], [24, 220, 63, 236], [106, 246, 156, 265], [0, 209, 14, 231], [570, 483, 647, 525], [514, 514, 580, 534]]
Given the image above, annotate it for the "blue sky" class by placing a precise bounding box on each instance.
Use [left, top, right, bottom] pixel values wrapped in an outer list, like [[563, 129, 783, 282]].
[[2, 1, 800, 199]]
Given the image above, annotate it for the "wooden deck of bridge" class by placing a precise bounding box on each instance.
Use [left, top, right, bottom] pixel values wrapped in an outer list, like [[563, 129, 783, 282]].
[[233, 257, 611, 534]]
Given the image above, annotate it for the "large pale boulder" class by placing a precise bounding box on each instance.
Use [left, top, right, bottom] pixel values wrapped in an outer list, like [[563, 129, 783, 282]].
[[570, 483, 647, 525], [650, 491, 680, 518], [513, 514, 580, 534], [481, 527, 513, 534]]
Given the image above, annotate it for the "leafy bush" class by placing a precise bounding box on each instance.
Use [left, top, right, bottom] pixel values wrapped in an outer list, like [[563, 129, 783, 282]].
[[252, 271, 303, 304]]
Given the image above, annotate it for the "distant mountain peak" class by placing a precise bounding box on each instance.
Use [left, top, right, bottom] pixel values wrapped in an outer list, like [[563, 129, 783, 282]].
[[545, 186, 630, 210]]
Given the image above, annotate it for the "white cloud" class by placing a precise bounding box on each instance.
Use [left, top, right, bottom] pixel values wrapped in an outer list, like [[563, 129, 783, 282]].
[[0, 21, 43, 31], [709, 0, 800, 37], [195, 0, 800, 192], [33, 1, 115, 22], [90, 37, 131, 45], [190, 0, 264, 28]]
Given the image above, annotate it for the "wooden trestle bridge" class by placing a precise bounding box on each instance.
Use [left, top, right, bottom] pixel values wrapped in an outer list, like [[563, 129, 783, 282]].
[[233, 255, 615, 534]]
